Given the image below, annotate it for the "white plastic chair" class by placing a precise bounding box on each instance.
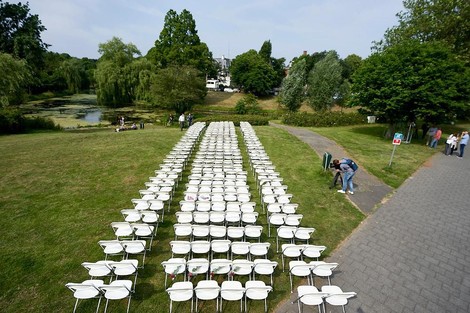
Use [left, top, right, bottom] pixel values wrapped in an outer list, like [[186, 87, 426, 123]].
[[139, 189, 156, 200], [170, 240, 191, 258], [65, 279, 104, 313], [111, 222, 134, 240], [131, 199, 149, 211], [187, 258, 210, 281], [231, 241, 251, 260], [132, 223, 156, 250], [294, 285, 328, 313], [190, 241, 211, 259], [176, 211, 193, 224], [98, 240, 125, 260], [210, 259, 232, 280], [244, 225, 263, 242], [227, 226, 244, 241], [249, 242, 270, 260], [192, 224, 210, 240], [276, 226, 297, 252], [294, 227, 316, 245], [241, 212, 259, 225], [281, 203, 299, 214], [281, 244, 304, 272], [148, 199, 165, 221], [162, 258, 187, 288], [194, 280, 220, 313], [193, 211, 210, 224], [301, 245, 327, 261], [289, 261, 313, 293], [211, 201, 226, 212], [174, 223, 193, 240], [179, 200, 196, 212], [196, 200, 211, 212], [121, 209, 141, 223], [285, 214, 303, 227], [209, 225, 227, 240], [240, 202, 256, 213], [245, 280, 272, 313], [231, 259, 254, 279], [220, 281, 245, 312], [122, 240, 147, 268], [253, 259, 278, 285], [141, 210, 159, 224], [321, 285, 357, 313], [99, 280, 133, 313], [310, 261, 338, 285], [81, 261, 113, 281], [268, 213, 286, 237], [209, 211, 225, 225], [166, 281, 193, 313], [211, 239, 231, 259], [109, 260, 139, 290]]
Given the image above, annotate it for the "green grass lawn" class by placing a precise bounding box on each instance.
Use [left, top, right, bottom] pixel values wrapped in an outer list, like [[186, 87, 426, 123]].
[[2, 121, 440, 312]]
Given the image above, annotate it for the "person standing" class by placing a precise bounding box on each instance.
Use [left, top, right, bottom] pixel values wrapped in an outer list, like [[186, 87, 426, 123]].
[[333, 159, 356, 195], [458, 131, 469, 159], [187, 113, 193, 127], [426, 125, 437, 146], [430, 127, 442, 148], [178, 113, 185, 131]]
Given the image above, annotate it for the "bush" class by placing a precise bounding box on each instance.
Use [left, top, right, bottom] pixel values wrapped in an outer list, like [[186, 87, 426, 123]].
[[195, 114, 270, 126], [235, 94, 261, 115], [282, 111, 366, 127], [0, 108, 60, 134]]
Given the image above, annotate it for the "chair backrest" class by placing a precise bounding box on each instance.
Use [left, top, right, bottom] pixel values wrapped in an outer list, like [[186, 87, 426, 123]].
[[166, 282, 193, 302]]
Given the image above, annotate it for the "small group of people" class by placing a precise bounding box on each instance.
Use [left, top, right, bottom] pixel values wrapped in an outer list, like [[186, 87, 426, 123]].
[[444, 131, 469, 158], [177, 113, 193, 131], [425, 125, 443, 148]]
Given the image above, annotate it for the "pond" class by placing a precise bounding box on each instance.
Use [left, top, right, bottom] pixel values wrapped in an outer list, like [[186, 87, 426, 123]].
[[21, 94, 161, 129]]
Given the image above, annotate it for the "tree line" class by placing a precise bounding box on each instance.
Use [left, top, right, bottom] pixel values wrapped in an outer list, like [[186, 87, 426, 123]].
[[1, 0, 469, 131]]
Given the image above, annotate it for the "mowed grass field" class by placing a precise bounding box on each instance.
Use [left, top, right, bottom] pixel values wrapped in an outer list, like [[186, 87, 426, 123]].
[[0, 124, 365, 313]]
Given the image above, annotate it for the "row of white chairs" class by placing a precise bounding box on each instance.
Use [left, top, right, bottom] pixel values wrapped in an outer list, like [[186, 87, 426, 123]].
[[167, 280, 272, 313], [183, 191, 251, 203], [163, 258, 278, 287], [170, 240, 271, 260], [176, 210, 259, 225], [179, 200, 256, 212], [174, 224, 263, 241]]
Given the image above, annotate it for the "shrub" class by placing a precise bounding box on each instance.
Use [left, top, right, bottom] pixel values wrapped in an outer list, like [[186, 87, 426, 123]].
[[195, 114, 270, 126], [0, 108, 60, 134], [282, 111, 366, 127], [235, 94, 261, 115]]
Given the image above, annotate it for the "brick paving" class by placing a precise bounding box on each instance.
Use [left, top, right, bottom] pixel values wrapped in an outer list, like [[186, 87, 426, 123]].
[[271, 124, 470, 313]]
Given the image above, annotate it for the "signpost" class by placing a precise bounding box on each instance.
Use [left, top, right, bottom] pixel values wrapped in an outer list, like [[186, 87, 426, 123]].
[[389, 132, 403, 166]]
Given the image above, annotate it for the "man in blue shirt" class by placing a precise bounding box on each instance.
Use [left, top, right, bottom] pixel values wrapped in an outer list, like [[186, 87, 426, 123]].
[[458, 131, 469, 159]]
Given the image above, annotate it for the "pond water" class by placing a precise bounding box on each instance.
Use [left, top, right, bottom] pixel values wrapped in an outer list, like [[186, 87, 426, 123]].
[[78, 109, 102, 123]]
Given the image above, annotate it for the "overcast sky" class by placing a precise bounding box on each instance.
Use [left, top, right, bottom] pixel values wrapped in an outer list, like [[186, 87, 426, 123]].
[[27, 0, 405, 62]]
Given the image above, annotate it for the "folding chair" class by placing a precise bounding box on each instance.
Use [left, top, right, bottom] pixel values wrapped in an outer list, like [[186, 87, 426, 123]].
[[166, 282, 193, 313], [65, 280, 104, 313], [100, 280, 133, 313]]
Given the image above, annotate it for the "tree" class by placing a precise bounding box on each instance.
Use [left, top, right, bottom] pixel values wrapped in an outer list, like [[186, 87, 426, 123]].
[[150, 64, 206, 114], [60, 59, 82, 93], [95, 37, 141, 107], [0, 0, 48, 70], [259, 40, 272, 64], [377, 0, 470, 61], [278, 58, 307, 112], [341, 54, 363, 81], [306, 51, 343, 111], [352, 40, 470, 128], [148, 9, 217, 76], [0, 52, 31, 106], [230, 49, 276, 96]]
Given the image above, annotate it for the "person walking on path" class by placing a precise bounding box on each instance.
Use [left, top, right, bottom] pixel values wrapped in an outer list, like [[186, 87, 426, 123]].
[[333, 158, 356, 195], [430, 127, 442, 148], [458, 131, 469, 158], [178, 113, 185, 131]]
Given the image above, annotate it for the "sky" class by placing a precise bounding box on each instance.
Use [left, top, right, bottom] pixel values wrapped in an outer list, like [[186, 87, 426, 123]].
[[27, 0, 405, 62]]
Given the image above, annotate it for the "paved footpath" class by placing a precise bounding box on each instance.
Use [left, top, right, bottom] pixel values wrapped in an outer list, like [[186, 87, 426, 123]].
[[271, 124, 470, 313]]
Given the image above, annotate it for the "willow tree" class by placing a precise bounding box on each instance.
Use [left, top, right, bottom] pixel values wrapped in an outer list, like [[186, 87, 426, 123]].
[[95, 37, 141, 107], [306, 51, 342, 111], [278, 58, 307, 112], [0, 52, 31, 106]]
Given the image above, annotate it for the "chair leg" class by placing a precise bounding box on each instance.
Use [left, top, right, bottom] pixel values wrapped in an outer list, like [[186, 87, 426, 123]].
[[95, 297, 102, 313], [297, 299, 301, 313], [73, 298, 79, 313], [289, 273, 293, 293], [126, 295, 132, 313], [104, 299, 110, 313]]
